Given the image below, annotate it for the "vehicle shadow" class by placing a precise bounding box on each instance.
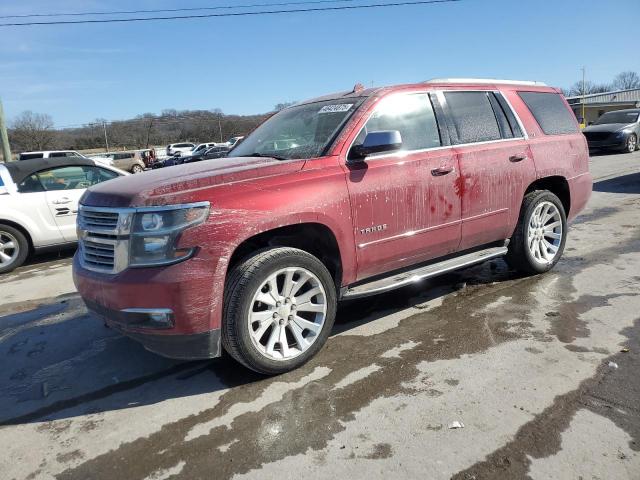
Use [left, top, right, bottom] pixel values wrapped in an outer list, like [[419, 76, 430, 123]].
[[22, 246, 76, 269], [593, 171, 640, 194], [0, 259, 517, 427]]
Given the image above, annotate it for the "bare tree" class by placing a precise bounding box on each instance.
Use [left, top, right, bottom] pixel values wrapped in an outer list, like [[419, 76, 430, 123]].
[[612, 71, 640, 90], [274, 101, 297, 111], [9, 111, 55, 152], [567, 81, 611, 97]]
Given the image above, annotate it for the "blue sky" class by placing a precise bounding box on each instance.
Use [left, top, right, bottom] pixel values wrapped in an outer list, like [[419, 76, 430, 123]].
[[0, 0, 638, 127]]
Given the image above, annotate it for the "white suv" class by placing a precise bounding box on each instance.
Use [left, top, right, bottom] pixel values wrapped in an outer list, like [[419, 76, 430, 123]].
[[166, 143, 195, 157], [19, 150, 84, 160], [0, 157, 127, 273]]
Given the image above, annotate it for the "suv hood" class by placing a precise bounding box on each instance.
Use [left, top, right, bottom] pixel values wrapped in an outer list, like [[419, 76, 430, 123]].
[[583, 123, 633, 133], [82, 156, 304, 208]]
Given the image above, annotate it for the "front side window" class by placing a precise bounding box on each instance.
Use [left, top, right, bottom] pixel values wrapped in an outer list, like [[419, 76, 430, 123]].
[[444, 91, 502, 144], [229, 99, 361, 160], [352, 93, 441, 153], [18, 166, 119, 193], [518, 92, 578, 135]]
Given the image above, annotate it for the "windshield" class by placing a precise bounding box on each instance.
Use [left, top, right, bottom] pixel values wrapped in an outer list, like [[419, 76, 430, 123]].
[[595, 111, 639, 125], [229, 99, 361, 160]]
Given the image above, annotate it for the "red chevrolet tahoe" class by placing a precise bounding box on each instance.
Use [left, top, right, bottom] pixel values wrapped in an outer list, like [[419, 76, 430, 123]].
[[73, 78, 592, 374]]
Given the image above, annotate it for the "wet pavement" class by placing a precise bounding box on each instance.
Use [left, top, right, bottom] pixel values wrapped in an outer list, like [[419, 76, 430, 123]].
[[1, 151, 639, 479]]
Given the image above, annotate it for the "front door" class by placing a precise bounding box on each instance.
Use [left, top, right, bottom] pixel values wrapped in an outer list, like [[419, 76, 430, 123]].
[[344, 92, 462, 280], [32, 165, 120, 242]]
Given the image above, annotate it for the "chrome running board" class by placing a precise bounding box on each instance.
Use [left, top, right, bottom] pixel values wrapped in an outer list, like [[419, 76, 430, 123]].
[[342, 246, 508, 300]]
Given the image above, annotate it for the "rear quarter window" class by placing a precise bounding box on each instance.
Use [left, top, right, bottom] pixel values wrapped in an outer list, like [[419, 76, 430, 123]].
[[518, 92, 578, 135]]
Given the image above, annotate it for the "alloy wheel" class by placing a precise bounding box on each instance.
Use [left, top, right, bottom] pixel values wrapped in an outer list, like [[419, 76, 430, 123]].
[[527, 201, 563, 265], [627, 134, 637, 153], [0, 231, 19, 268], [248, 267, 327, 361]]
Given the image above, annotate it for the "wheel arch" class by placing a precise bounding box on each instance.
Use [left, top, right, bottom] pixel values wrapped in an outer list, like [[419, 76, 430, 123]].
[[0, 219, 34, 252], [526, 176, 571, 217], [228, 222, 343, 291]]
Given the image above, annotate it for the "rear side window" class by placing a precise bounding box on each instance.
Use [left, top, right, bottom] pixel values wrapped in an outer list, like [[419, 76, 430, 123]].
[[354, 93, 441, 153], [444, 92, 501, 144], [518, 92, 578, 135], [19, 153, 43, 160]]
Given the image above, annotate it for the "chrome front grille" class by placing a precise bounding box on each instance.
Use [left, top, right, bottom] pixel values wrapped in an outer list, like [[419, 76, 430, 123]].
[[78, 205, 132, 274], [82, 239, 116, 270], [78, 209, 119, 230]]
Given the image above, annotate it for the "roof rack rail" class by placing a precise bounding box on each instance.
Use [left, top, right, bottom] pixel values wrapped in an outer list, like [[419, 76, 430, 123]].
[[425, 78, 547, 86]]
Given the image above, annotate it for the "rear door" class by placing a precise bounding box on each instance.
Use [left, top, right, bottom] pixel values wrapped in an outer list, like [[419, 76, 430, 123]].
[[439, 90, 536, 250], [344, 92, 461, 280]]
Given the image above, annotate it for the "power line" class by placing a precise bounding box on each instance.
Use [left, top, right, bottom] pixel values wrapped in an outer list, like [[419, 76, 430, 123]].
[[0, 0, 358, 19], [0, 0, 461, 27]]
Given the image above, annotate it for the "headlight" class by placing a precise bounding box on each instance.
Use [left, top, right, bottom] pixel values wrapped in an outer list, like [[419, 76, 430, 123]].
[[129, 203, 209, 267], [615, 131, 629, 139]]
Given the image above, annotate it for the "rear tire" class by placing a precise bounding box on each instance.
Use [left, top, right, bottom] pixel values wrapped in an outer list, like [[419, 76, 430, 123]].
[[131, 164, 144, 174], [0, 224, 29, 274], [506, 190, 567, 275], [222, 247, 337, 375]]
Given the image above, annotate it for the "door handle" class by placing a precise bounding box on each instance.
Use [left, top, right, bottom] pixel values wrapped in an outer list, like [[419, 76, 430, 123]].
[[52, 197, 71, 204], [431, 166, 454, 176], [509, 154, 528, 163]]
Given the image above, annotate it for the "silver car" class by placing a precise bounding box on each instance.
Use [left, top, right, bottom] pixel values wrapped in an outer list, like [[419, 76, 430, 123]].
[[582, 109, 640, 153]]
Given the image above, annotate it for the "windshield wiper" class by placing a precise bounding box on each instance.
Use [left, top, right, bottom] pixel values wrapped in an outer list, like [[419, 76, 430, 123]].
[[236, 152, 288, 161]]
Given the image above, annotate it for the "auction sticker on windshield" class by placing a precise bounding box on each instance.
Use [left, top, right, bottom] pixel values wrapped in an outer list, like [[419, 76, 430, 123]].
[[318, 104, 354, 113]]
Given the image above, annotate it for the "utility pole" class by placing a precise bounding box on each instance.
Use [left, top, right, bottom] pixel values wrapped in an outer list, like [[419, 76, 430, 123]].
[[218, 114, 223, 143], [102, 121, 110, 152], [580, 66, 586, 128], [0, 98, 12, 162]]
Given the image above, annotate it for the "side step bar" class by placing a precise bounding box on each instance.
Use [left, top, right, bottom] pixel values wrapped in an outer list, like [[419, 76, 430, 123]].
[[342, 245, 508, 300]]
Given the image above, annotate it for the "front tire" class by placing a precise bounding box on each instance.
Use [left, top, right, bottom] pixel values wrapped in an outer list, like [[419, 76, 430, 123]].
[[0, 224, 29, 274], [506, 190, 567, 275], [222, 247, 337, 375], [625, 133, 637, 153]]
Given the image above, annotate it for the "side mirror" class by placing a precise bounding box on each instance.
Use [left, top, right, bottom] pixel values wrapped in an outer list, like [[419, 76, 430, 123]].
[[588, 121, 594, 126], [350, 131, 402, 161]]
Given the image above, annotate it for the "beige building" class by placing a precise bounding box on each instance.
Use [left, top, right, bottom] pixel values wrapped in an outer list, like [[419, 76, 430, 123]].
[[566, 88, 640, 125]]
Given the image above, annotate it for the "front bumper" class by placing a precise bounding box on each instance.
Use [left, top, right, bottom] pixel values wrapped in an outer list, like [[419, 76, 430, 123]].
[[73, 252, 225, 360], [586, 137, 627, 150], [86, 299, 221, 359]]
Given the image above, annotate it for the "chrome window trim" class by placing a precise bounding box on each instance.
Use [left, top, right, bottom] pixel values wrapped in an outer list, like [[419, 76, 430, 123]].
[[344, 89, 530, 164], [497, 91, 529, 140]]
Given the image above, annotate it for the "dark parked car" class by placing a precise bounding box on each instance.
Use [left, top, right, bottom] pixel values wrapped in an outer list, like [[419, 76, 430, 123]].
[[183, 146, 229, 164], [153, 146, 229, 168], [582, 109, 640, 153]]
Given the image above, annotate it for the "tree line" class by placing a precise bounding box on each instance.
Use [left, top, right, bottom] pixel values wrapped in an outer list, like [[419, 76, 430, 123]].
[[7, 107, 279, 154], [563, 71, 640, 97]]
